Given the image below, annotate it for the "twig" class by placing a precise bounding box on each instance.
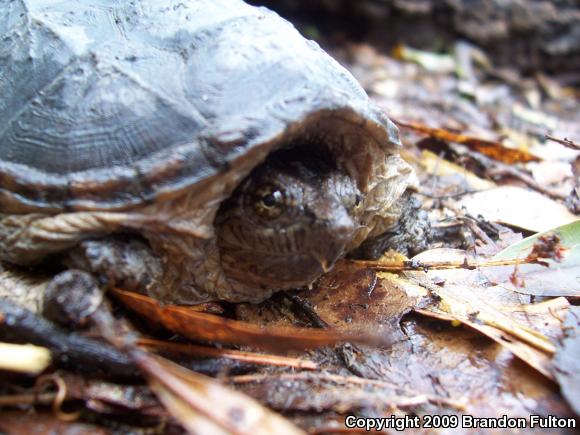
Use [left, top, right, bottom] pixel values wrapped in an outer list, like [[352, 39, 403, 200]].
[[442, 200, 498, 248], [0, 300, 138, 378], [451, 143, 568, 200], [351, 257, 530, 272], [545, 134, 580, 150], [0, 342, 51, 374], [138, 338, 317, 370], [416, 189, 476, 199], [0, 392, 57, 407]]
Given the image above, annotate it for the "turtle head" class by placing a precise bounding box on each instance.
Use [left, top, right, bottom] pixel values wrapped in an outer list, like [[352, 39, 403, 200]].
[[216, 149, 361, 291]]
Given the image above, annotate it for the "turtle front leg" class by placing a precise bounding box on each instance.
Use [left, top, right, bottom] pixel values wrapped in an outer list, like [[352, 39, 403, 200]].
[[65, 237, 162, 295], [67, 236, 226, 304]]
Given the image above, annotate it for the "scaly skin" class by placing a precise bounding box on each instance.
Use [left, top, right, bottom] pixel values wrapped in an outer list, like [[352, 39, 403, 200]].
[[216, 148, 362, 292]]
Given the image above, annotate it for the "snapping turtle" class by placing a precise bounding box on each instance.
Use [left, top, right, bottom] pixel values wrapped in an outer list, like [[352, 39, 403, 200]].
[[0, 0, 420, 304]]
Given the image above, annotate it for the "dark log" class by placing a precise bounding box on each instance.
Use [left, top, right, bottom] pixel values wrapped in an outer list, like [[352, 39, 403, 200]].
[[251, 0, 580, 73]]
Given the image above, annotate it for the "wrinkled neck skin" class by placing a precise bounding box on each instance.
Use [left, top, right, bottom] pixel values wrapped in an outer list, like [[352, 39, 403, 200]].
[[215, 149, 362, 293]]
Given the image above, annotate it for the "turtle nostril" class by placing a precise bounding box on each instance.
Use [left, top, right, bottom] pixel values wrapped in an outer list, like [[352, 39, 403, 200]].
[[335, 223, 354, 238], [333, 214, 355, 239]]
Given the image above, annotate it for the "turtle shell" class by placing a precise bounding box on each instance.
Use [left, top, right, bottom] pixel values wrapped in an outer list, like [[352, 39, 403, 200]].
[[0, 0, 401, 213]]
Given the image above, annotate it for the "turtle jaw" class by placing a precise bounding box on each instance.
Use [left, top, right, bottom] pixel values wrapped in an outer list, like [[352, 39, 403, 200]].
[[219, 247, 348, 293], [310, 209, 358, 273], [217, 208, 356, 292]]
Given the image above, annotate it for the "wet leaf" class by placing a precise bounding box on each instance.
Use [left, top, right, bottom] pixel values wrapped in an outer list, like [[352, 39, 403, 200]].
[[415, 307, 555, 380], [408, 272, 557, 380], [230, 371, 464, 415], [554, 306, 580, 415], [135, 351, 304, 435], [488, 221, 580, 297], [111, 288, 383, 351], [233, 257, 569, 422], [458, 186, 578, 232], [303, 260, 428, 335], [395, 119, 540, 164]]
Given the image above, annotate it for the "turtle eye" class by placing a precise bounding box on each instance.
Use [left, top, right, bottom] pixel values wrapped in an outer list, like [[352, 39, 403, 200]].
[[262, 190, 283, 208], [253, 187, 285, 219]]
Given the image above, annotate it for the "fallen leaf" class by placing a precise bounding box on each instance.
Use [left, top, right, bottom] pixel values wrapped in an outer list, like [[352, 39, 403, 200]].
[[408, 273, 557, 380], [528, 160, 573, 186], [458, 186, 579, 232], [553, 306, 580, 415], [395, 119, 540, 164], [499, 297, 570, 343], [415, 307, 554, 380], [489, 221, 580, 297], [229, 372, 464, 414], [303, 260, 428, 335], [234, 259, 568, 423], [134, 351, 304, 435], [111, 288, 384, 351]]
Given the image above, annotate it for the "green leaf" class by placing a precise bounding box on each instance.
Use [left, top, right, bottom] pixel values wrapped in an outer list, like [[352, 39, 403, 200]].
[[490, 221, 580, 297]]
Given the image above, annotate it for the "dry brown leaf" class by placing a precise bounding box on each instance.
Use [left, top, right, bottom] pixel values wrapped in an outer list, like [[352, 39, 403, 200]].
[[394, 119, 540, 164], [111, 288, 382, 351], [134, 352, 304, 435]]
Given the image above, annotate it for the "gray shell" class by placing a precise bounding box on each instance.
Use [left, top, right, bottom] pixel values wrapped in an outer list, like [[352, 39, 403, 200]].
[[0, 0, 400, 213]]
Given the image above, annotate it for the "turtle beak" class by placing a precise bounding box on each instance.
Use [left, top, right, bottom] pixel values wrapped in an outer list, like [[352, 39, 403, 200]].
[[315, 256, 333, 273], [312, 210, 355, 274], [306, 174, 359, 275]]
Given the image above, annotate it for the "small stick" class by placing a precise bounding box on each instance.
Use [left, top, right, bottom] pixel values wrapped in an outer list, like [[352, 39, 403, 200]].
[[0, 300, 138, 378], [138, 338, 317, 370], [451, 143, 568, 200], [352, 257, 528, 272], [0, 392, 57, 407], [0, 342, 51, 374], [545, 134, 580, 150]]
